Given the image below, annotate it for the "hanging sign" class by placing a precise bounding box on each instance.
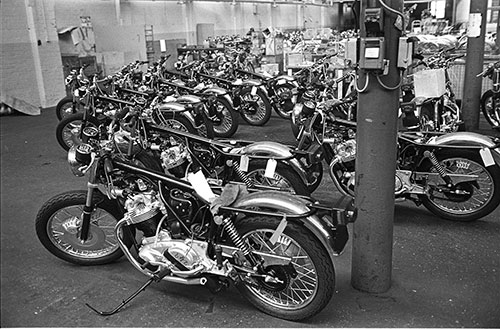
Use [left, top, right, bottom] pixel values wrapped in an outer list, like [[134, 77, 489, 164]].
[[466, 13, 482, 38]]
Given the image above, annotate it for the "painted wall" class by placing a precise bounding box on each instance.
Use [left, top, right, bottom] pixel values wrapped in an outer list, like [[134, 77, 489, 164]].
[[1, 0, 65, 110]]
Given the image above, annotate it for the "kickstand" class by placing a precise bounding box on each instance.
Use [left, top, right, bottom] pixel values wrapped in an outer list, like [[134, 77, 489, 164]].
[[85, 267, 171, 316]]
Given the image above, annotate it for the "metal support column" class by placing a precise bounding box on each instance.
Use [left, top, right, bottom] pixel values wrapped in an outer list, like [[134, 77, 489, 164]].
[[461, 1, 487, 131], [351, 0, 403, 293]]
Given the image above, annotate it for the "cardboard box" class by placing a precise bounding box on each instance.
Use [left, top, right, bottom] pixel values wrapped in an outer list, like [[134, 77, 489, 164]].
[[413, 68, 446, 98]]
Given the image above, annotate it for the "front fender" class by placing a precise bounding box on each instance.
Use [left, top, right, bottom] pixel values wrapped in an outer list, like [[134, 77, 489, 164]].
[[232, 191, 350, 261], [239, 141, 309, 186], [428, 132, 500, 163]]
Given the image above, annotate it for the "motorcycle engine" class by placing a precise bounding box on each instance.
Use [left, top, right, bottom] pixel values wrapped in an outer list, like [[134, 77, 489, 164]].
[[335, 139, 356, 163], [138, 231, 212, 273], [160, 144, 189, 170]]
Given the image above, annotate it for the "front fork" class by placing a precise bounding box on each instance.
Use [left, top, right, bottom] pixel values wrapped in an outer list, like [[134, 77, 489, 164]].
[[80, 182, 99, 241]]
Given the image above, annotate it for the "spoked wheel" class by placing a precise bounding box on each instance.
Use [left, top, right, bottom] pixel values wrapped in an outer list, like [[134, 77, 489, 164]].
[[480, 90, 500, 128], [211, 97, 238, 138], [239, 87, 272, 126], [235, 216, 335, 321], [245, 160, 310, 196], [419, 150, 500, 221], [273, 84, 295, 119], [154, 111, 197, 134], [35, 190, 127, 265], [55, 112, 100, 151], [56, 96, 84, 121]]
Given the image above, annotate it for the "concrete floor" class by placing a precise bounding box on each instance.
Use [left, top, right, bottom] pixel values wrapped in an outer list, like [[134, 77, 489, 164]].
[[1, 109, 500, 327]]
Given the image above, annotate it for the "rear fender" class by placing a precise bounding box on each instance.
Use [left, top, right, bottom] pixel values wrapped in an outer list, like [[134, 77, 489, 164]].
[[239, 142, 309, 186], [231, 191, 352, 261], [158, 103, 197, 128], [428, 132, 500, 164]]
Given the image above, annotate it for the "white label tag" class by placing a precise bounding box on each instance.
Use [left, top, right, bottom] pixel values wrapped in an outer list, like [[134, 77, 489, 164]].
[[265, 159, 277, 178], [239, 155, 249, 172], [277, 79, 286, 85], [480, 148, 495, 167], [269, 216, 288, 245], [251, 86, 258, 96], [187, 170, 216, 202]]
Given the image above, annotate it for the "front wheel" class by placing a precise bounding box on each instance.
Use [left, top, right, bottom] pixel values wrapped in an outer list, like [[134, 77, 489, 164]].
[[419, 150, 500, 221], [245, 160, 310, 196], [35, 190, 125, 265], [239, 87, 272, 126], [235, 216, 335, 321], [55, 112, 101, 151], [480, 90, 500, 128], [56, 96, 84, 121]]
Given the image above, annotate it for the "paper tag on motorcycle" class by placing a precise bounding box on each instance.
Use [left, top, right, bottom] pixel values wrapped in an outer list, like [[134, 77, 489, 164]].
[[413, 68, 446, 98]]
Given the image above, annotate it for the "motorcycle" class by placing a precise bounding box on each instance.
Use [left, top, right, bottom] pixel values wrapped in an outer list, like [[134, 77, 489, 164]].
[[477, 60, 500, 130], [35, 124, 356, 321], [401, 49, 464, 132], [56, 75, 214, 151], [174, 58, 273, 126], [294, 107, 500, 221], [55, 64, 91, 120]]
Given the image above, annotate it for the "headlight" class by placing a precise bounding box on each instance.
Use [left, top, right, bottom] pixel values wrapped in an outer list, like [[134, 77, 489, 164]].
[[302, 100, 316, 116], [68, 144, 94, 177]]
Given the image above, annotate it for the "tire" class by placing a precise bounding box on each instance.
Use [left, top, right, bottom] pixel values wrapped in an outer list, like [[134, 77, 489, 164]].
[[153, 111, 198, 134], [56, 96, 84, 121], [306, 162, 324, 193], [273, 83, 295, 119], [35, 190, 126, 265], [211, 97, 238, 138], [480, 90, 500, 128], [56, 112, 100, 151], [418, 150, 500, 221], [245, 160, 310, 196], [239, 87, 272, 126], [235, 216, 335, 321]]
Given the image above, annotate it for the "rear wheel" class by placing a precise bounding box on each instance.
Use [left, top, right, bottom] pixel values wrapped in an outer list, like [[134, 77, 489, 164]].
[[273, 83, 295, 119], [245, 160, 310, 196], [419, 150, 500, 221], [211, 97, 238, 138], [35, 190, 126, 265], [235, 216, 335, 321], [239, 87, 272, 126], [154, 111, 197, 134]]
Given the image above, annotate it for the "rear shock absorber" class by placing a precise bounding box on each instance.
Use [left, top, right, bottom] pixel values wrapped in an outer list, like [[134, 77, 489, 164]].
[[221, 216, 258, 266], [424, 150, 453, 187], [226, 160, 255, 188]]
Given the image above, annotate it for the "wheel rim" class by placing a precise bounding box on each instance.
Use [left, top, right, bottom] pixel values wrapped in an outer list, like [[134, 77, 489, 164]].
[[428, 157, 495, 215], [484, 95, 500, 126], [241, 229, 318, 310], [60, 102, 81, 120], [62, 120, 84, 149], [242, 94, 266, 123], [158, 118, 189, 132], [47, 205, 120, 259], [246, 169, 295, 192], [213, 103, 233, 135]]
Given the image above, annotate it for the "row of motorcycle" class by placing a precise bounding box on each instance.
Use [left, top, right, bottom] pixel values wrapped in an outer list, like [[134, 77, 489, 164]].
[[37, 47, 500, 321]]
